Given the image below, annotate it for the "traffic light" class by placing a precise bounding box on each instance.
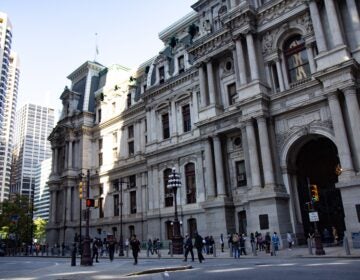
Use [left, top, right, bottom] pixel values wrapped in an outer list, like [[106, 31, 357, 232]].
[[86, 198, 95, 207], [310, 184, 319, 202], [79, 182, 83, 199]]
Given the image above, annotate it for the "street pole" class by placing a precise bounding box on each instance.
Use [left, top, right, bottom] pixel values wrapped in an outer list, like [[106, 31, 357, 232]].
[[79, 193, 82, 256], [81, 169, 93, 266], [168, 168, 183, 254], [119, 180, 124, 256]]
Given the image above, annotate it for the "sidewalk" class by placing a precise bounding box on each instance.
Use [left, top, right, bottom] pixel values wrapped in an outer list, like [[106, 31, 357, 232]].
[[107, 244, 360, 261]]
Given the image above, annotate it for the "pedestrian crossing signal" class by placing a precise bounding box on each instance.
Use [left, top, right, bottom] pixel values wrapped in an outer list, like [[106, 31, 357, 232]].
[[86, 198, 95, 207], [310, 184, 319, 202]]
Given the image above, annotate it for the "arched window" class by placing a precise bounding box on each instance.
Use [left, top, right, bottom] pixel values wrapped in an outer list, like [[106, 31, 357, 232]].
[[185, 163, 196, 204], [284, 35, 310, 84], [164, 168, 173, 207]]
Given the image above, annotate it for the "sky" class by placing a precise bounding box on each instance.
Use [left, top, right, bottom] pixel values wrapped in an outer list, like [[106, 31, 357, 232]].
[[2, 0, 196, 117]]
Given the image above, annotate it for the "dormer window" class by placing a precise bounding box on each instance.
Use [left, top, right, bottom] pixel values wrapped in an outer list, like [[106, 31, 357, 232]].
[[178, 56, 185, 73], [159, 66, 165, 84]]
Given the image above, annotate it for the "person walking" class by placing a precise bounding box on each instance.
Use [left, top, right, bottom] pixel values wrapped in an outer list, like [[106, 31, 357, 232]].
[[107, 236, 116, 262], [271, 232, 280, 256], [92, 239, 99, 263], [147, 239, 153, 256], [250, 233, 256, 254], [183, 234, 194, 262], [220, 233, 225, 253], [130, 234, 141, 265], [231, 233, 240, 258], [287, 231, 293, 250], [194, 232, 205, 263]]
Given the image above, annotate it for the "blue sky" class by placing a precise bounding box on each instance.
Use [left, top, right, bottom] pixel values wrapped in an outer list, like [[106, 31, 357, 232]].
[[2, 0, 195, 116]]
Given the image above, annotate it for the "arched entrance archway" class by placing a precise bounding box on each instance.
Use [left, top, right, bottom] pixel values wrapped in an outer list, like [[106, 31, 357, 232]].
[[288, 135, 345, 242]]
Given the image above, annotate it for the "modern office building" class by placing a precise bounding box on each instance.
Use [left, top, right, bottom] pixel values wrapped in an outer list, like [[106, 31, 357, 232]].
[[11, 104, 54, 200], [0, 12, 19, 203], [33, 158, 52, 221], [47, 0, 360, 249]]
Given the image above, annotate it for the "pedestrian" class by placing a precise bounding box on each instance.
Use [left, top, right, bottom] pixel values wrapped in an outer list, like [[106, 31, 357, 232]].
[[220, 233, 225, 253], [183, 234, 194, 262], [231, 233, 240, 258], [130, 234, 141, 265], [332, 226, 339, 245], [287, 231, 293, 250], [250, 233, 256, 254], [265, 232, 271, 253], [239, 234, 247, 255], [194, 232, 205, 263], [147, 238, 153, 256], [323, 228, 331, 245], [107, 236, 116, 261], [92, 239, 99, 263], [271, 232, 280, 256]]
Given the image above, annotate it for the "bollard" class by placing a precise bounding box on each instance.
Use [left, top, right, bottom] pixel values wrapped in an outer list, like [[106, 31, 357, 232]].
[[213, 244, 216, 257], [343, 236, 351, 255], [307, 238, 313, 255], [71, 243, 76, 266]]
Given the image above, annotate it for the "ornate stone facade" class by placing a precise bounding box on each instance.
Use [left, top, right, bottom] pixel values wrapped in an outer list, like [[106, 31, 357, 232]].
[[47, 0, 360, 249]]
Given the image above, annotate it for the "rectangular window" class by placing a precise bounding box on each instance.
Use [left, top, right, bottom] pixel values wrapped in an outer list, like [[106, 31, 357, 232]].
[[128, 141, 134, 156], [99, 197, 104, 218], [259, 214, 269, 230], [113, 132, 118, 145], [178, 55, 185, 73], [113, 195, 119, 216], [162, 113, 170, 139], [98, 139, 103, 150], [227, 83, 237, 105], [236, 161, 247, 187], [98, 109, 102, 123], [130, 191, 137, 214], [128, 125, 134, 139], [159, 66, 165, 84], [129, 175, 136, 188], [99, 153, 103, 166], [356, 204, 360, 223], [182, 104, 191, 132], [112, 179, 119, 192], [127, 93, 132, 107]]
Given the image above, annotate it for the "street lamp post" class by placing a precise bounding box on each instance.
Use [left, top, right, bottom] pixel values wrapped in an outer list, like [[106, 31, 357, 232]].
[[81, 170, 93, 266], [118, 179, 128, 257], [167, 168, 183, 254]]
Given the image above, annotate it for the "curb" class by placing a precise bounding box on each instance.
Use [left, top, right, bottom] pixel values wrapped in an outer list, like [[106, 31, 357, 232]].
[[126, 265, 192, 276]]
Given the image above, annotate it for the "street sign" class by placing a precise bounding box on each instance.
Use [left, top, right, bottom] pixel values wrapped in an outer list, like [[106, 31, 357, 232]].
[[309, 211, 319, 222]]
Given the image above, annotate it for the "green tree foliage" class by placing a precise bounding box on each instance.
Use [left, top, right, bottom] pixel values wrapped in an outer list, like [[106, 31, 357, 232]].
[[0, 194, 34, 244], [34, 218, 47, 243]]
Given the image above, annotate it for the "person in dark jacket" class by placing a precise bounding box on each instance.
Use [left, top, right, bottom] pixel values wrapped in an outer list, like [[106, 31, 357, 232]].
[[194, 232, 205, 263], [130, 234, 141, 265], [92, 239, 99, 263], [183, 234, 194, 262]]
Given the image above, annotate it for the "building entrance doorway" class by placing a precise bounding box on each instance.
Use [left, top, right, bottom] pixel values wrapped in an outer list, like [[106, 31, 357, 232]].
[[295, 136, 345, 242]]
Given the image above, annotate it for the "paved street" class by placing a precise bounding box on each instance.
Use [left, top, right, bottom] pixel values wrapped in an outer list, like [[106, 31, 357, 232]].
[[0, 246, 359, 279]]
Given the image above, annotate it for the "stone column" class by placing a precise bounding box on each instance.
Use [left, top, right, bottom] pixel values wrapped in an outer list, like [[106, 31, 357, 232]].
[[213, 136, 226, 196], [241, 126, 252, 186], [64, 142, 68, 169], [51, 148, 55, 173], [257, 117, 275, 186], [171, 100, 177, 136], [327, 92, 354, 176], [346, 0, 360, 47], [120, 127, 127, 159], [54, 148, 58, 174], [235, 38, 247, 85], [198, 64, 208, 108], [308, 0, 327, 52], [66, 187, 71, 221], [306, 44, 316, 74], [192, 90, 199, 124], [324, 0, 344, 47], [275, 59, 285, 92], [135, 121, 141, 154], [68, 141, 73, 169], [245, 120, 261, 187], [151, 109, 157, 141], [146, 109, 152, 142], [343, 87, 360, 170], [204, 139, 216, 197], [206, 61, 216, 104], [51, 190, 57, 223], [246, 33, 259, 81]]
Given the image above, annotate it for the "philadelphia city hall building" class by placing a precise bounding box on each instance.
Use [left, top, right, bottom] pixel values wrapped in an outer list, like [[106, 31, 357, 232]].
[[47, 0, 360, 248]]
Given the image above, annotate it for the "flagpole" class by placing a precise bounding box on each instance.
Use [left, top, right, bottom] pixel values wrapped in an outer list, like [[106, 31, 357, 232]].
[[94, 33, 99, 61]]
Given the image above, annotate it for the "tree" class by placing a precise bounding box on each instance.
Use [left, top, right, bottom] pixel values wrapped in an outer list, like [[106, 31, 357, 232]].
[[0, 194, 34, 245], [33, 218, 47, 243]]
